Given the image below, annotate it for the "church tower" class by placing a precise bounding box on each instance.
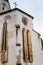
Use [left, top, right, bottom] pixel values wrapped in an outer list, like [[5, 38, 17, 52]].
[[0, 0, 11, 13]]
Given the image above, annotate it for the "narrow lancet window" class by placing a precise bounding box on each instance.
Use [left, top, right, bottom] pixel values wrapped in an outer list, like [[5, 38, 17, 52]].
[[22, 28, 28, 62], [1, 22, 8, 63], [27, 30, 33, 63], [22, 28, 33, 63]]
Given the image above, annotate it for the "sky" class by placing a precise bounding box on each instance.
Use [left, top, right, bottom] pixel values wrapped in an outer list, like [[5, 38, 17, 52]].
[[9, 0, 43, 38]]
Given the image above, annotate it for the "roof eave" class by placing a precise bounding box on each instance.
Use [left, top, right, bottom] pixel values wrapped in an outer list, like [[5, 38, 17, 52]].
[[0, 8, 34, 19], [33, 29, 41, 36]]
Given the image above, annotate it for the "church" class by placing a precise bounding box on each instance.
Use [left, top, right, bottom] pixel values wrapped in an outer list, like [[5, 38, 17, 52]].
[[0, 0, 43, 65]]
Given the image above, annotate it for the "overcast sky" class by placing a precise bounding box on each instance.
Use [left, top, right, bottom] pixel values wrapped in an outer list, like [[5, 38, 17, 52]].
[[9, 0, 43, 38]]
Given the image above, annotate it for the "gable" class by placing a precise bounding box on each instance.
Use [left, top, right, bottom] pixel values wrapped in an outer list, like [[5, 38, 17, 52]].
[[0, 8, 34, 19]]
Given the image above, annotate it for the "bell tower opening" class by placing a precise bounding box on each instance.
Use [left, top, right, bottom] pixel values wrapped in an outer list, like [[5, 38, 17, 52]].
[[0, 0, 11, 13]]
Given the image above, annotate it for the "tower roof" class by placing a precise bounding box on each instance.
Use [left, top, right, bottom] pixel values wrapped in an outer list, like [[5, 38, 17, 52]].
[[4, 0, 9, 2]]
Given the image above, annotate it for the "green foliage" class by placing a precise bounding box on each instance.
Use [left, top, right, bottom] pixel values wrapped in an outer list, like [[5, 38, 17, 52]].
[[41, 38, 43, 50]]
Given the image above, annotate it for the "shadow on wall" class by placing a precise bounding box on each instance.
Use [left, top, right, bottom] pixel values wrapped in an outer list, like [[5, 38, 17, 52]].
[[41, 38, 43, 50]]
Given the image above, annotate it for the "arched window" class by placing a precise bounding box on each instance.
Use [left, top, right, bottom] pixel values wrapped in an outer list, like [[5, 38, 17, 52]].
[[22, 28, 28, 62], [22, 28, 33, 63], [27, 30, 33, 63], [2, 22, 8, 50], [4, 15, 11, 23], [5, 15, 11, 20], [1, 22, 8, 63]]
